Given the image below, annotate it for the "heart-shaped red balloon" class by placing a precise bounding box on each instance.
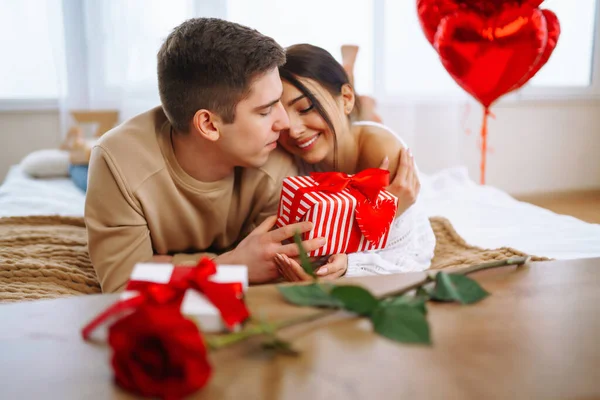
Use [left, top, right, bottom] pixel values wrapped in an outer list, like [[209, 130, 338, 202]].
[[461, 0, 546, 15], [416, 0, 556, 185], [418, 0, 546, 44], [418, 0, 461, 45], [434, 5, 547, 107], [355, 198, 396, 245], [527, 0, 544, 7], [510, 9, 560, 91]]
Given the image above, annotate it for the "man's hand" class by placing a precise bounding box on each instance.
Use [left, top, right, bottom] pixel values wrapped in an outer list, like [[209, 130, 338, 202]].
[[214, 216, 326, 284], [380, 147, 420, 216], [275, 253, 348, 281]]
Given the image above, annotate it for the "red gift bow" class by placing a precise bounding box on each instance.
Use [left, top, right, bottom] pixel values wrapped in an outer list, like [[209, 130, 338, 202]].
[[82, 258, 250, 340], [288, 168, 395, 246]]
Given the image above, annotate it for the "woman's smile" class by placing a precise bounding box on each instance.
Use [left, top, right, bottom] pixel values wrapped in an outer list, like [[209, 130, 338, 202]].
[[296, 133, 322, 151]]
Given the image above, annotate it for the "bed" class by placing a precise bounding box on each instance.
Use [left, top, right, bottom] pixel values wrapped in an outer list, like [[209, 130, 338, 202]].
[[1, 164, 599, 261], [418, 167, 600, 260], [0, 166, 85, 218], [1, 162, 598, 303]]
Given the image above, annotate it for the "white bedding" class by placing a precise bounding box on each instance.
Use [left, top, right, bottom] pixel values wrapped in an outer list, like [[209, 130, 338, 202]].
[[418, 167, 600, 260], [1, 164, 599, 260], [0, 166, 85, 217]]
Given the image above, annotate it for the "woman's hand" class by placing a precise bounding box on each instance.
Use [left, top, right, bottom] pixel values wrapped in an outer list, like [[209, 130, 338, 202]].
[[274, 254, 312, 282], [315, 254, 348, 279], [380, 147, 420, 216], [275, 253, 348, 281]]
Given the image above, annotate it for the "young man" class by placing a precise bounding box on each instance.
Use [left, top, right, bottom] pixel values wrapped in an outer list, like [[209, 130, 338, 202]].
[[85, 18, 325, 292]]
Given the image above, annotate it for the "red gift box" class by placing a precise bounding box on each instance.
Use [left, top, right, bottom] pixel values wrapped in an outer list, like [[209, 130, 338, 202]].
[[276, 169, 398, 257]]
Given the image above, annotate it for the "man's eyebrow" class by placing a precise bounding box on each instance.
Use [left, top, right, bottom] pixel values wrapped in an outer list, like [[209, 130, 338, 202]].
[[288, 94, 306, 106], [253, 91, 284, 111]]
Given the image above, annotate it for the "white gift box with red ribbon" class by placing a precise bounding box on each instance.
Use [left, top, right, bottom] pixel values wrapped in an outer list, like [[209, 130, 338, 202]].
[[121, 263, 248, 333]]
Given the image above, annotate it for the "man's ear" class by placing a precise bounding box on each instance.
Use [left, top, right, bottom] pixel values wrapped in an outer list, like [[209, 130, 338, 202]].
[[191, 109, 221, 142], [340, 84, 356, 116]]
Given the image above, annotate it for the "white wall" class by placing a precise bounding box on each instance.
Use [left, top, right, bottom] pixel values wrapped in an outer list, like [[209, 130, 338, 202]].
[[1, 101, 600, 195], [0, 111, 62, 181], [378, 99, 600, 195]]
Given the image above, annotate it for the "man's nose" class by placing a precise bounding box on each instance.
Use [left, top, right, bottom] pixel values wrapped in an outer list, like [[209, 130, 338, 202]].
[[273, 102, 289, 131]]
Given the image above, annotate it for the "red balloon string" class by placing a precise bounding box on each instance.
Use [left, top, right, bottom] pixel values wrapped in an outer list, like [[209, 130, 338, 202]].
[[480, 106, 491, 185]]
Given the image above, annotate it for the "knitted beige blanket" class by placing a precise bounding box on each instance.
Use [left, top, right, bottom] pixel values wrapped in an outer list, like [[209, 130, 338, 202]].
[[0, 216, 549, 303]]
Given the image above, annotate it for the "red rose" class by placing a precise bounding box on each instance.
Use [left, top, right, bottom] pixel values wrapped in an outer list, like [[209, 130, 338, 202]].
[[108, 304, 211, 400]]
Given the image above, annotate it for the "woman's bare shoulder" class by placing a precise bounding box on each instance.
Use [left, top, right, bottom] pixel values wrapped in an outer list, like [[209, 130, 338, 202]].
[[355, 123, 405, 173]]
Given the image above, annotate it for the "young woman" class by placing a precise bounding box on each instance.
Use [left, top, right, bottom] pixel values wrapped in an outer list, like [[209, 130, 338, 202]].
[[274, 44, 436, 281]]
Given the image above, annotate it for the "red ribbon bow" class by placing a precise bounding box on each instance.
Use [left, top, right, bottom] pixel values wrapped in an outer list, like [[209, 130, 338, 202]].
[[310, 168, 390, 202], [82, 258, 250, 340], [289, 168, 395, 246]]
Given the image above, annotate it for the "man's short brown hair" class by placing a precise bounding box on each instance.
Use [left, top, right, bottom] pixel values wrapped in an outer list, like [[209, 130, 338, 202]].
[[157, 18, 286, 132]]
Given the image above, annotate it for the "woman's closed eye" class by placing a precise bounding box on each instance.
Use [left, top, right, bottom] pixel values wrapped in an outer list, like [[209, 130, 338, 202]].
[[299, 104, 314, 114]]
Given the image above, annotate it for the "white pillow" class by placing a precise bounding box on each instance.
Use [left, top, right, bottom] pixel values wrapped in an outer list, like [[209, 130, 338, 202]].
[[20, 149, 70, 178]]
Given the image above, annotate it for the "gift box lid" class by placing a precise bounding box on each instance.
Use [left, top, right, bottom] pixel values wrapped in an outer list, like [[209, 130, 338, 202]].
[[129, 263, 248, 290], [122, 263, 249, 332]]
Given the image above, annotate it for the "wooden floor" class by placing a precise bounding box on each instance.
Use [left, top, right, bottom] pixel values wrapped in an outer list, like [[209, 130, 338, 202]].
[[515, 190, 600, 224]]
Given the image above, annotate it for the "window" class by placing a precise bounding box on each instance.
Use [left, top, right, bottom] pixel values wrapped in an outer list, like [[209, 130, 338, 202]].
[[529, 0, 597, 87], [380, 0, 599, 100], [0, 0, 65, 101], [226, 0, 374, 95], [1, 0, 598, 109], [82, 0, 196, 107], [382, 0, 463, 99], [101, 1, 195, 88]]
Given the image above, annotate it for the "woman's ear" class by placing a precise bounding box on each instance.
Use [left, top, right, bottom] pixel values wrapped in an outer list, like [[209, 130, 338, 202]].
[[191, 109, 221, 142], [340, 84, 356, 116]]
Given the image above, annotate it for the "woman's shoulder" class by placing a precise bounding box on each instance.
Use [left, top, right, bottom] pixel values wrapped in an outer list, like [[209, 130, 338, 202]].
[[355, 121, 408, 148], [354, 121, 406, 172]]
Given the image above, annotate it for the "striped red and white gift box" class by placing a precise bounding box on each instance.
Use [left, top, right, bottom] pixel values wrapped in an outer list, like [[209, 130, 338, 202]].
[[276, 175, 398, 257]]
